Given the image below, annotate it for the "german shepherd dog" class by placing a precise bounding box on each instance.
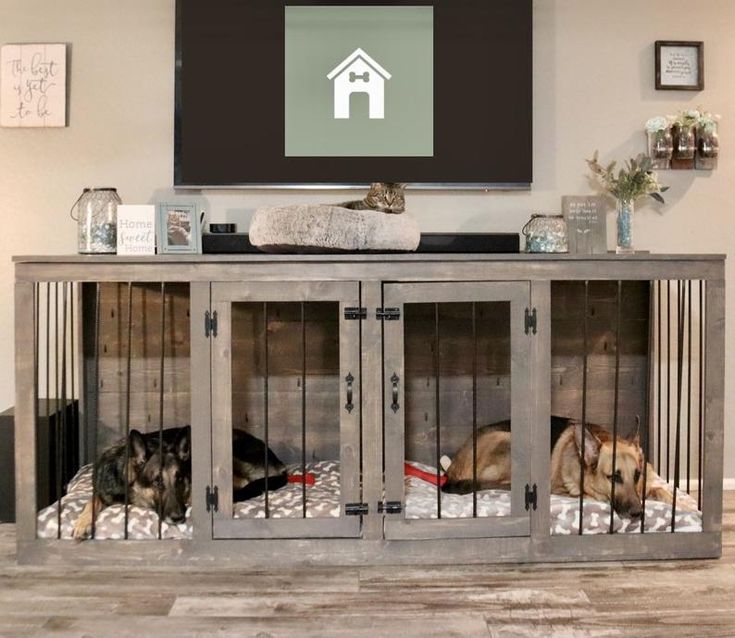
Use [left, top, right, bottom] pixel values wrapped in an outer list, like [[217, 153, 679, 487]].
[[442, 418, 691, 518], [72, 426, 287, 539]]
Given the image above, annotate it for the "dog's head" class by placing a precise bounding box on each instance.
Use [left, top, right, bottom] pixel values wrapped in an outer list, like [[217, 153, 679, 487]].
[[574, 423, 644, 519], [127, 427, 192, 524]]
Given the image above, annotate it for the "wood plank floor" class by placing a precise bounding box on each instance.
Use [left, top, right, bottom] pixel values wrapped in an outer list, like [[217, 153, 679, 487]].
[[1, 493, 734, 637]]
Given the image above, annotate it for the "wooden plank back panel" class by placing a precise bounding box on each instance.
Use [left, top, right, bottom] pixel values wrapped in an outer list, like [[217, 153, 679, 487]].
[[550, 281, 649, 440], [84, 283, 191, 453]]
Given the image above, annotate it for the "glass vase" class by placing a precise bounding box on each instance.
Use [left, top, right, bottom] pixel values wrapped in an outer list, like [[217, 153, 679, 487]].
[[71, 188, 121, 254], [616, 199, 634, 254], [647, 129, 673, 169], [672, 123, 696, 169], [696, 124, 719, 170]]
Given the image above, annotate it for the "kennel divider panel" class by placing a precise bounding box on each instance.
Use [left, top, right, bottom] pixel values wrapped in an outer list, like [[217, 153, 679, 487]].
[[210, 281, 362, 539], [382, 281, 533, 540]]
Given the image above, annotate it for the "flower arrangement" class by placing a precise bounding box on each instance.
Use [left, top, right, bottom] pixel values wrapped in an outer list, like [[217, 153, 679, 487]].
[[645, 116, 671, 135], [697, 110, 721, 135], [586, 152, 669, 204], [675, 109, 701, 128]]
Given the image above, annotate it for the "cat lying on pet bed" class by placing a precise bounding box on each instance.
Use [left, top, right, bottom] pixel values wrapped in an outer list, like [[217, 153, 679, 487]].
[[249, 183, 420, 253]]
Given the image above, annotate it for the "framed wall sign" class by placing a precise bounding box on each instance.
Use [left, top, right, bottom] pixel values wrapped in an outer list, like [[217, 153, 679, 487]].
[[156, 203, 202, 254], [562, 196, 607, 255], [0, 43, 67, 127], [655, 41, 704, 91]]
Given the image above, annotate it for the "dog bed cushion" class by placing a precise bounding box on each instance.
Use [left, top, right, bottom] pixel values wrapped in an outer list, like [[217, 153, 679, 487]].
[[249, 204, 421, 253], [37, 460, 702, 539]]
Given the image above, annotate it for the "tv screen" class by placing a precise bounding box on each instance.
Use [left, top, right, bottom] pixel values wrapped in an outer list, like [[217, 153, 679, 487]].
[[175, 0, 532, 188]]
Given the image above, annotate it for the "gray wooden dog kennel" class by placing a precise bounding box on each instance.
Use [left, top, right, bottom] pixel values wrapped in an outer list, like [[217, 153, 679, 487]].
[[13, 253, 725, 565]]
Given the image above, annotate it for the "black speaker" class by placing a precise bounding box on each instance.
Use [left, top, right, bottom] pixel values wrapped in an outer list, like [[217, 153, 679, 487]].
[[0, 399, 79, 523]]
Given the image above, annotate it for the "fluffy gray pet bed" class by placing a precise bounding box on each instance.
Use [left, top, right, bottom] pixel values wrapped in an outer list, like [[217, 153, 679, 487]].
[[249, 205, 420, 253]]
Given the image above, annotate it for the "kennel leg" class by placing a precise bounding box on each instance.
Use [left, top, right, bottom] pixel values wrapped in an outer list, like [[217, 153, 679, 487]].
[[15, 281, 38, 544], [702, 278, 724, 534]]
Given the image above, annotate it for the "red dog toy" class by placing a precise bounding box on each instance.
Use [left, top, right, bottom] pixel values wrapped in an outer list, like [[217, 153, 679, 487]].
[[287, 473, 316, 486], [404, 462, 447, 487]]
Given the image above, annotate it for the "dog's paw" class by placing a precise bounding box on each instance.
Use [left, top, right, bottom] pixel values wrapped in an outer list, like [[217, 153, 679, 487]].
[[72, 522, 90, 541], [72, 501, 95, 541]]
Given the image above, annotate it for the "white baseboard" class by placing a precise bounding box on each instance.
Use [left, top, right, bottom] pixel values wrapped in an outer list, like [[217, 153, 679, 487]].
[[723, 479, 735, 491]]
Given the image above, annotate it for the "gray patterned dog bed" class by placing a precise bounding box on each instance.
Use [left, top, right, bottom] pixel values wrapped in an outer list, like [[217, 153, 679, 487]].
[[37, 460, 701, 539]]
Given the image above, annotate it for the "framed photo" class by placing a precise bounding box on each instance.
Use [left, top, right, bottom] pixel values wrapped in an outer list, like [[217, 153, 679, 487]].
[[156, 203, 202, 254], [655, 41, 704, 91]]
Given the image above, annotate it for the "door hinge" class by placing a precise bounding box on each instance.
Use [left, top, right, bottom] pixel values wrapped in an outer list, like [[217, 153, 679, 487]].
[[204, 310, 218, 338], [345, 502, 369, 516], [377, 501, 403, 514], [206, 485, 219, 513], [376, 307, 400, 321], [524, 307, 537, 335], [344, 307, 367, 320], [525, 483, 537, 511]]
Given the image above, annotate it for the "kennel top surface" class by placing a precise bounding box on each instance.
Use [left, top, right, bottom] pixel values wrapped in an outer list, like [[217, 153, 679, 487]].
[[14, 253, 725, 283], [12, 253, 727, 263]]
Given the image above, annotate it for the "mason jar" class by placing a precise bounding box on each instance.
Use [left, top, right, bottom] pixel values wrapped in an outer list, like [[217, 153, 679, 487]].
[[522, 214, 568, 253], [71, 188, 122, 254]]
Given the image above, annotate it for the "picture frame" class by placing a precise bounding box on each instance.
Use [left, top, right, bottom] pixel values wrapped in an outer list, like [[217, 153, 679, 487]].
[[655, 41, 704, 91], [156, 203, 202, 254]]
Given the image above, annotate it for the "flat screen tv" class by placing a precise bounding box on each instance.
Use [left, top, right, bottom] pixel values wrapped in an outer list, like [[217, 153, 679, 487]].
[[175, 0, 532, 188]]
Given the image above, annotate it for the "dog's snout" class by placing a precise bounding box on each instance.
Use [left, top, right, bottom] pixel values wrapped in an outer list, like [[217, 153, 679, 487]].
[[614, 498, 643, 519], [628, 506, 643, 519], [166, 511, 186, 524]]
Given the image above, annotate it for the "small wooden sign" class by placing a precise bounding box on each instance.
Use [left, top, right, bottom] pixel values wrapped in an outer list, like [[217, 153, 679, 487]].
[[117, 205, 156, 255], [1, 43, 67, 127], [562, 196, 607, 254]]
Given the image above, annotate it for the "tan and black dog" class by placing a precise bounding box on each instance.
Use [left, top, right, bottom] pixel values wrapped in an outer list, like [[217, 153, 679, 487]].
[[72, 426, 287, 539], [442, 418, 690, 518]]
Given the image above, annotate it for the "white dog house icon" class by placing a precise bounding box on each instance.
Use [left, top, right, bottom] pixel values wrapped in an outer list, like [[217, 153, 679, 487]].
[[327, 48, 392, 120]]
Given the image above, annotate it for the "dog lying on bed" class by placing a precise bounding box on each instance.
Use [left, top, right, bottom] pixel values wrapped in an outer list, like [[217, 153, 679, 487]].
[[72, 426, 287, 540], [441, 418, 694, 518]]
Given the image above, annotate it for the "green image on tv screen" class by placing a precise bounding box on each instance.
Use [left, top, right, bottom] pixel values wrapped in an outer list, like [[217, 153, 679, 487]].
[[285, 6, 434, 157]]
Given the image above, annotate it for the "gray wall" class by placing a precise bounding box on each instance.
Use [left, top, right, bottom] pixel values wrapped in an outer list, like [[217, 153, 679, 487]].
[[1, 0, 733, 477]]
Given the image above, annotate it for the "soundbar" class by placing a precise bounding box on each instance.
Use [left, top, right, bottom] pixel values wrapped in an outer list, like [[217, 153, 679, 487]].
[[202, 232, 520, 254]]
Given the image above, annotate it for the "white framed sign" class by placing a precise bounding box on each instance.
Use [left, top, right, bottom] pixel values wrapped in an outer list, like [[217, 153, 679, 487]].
[[655, 41, 704, 91], [1, 43, 67, 127], [116, 205, 156, 256]]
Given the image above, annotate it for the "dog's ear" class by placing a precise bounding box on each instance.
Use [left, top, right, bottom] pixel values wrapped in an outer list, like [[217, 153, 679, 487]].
[[128, 430, 148, 466], [175, 426, 191, 462], [629, 415, 641, 448], [574, 423, 602, 468]]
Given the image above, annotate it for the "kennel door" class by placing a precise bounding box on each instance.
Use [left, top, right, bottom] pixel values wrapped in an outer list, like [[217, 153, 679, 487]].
[[210, 282, 361, 539], [382, 282, 533, 540]]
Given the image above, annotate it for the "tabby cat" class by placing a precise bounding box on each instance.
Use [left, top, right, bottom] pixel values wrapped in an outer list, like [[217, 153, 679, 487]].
[[335, 182, 407, 214]]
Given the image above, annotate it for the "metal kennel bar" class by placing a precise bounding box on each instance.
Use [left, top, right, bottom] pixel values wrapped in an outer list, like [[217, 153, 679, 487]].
[[123, 282, 133, 540], [608, 281, 622, 534], [301, 301, 307, 519], [472, 302, 478, 518], [578, 281, 589, 536], [434, 303, 442, 519], [91, 283, 100, 540], [263, 301, 270, 518], [157, 282, 166, 540]]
